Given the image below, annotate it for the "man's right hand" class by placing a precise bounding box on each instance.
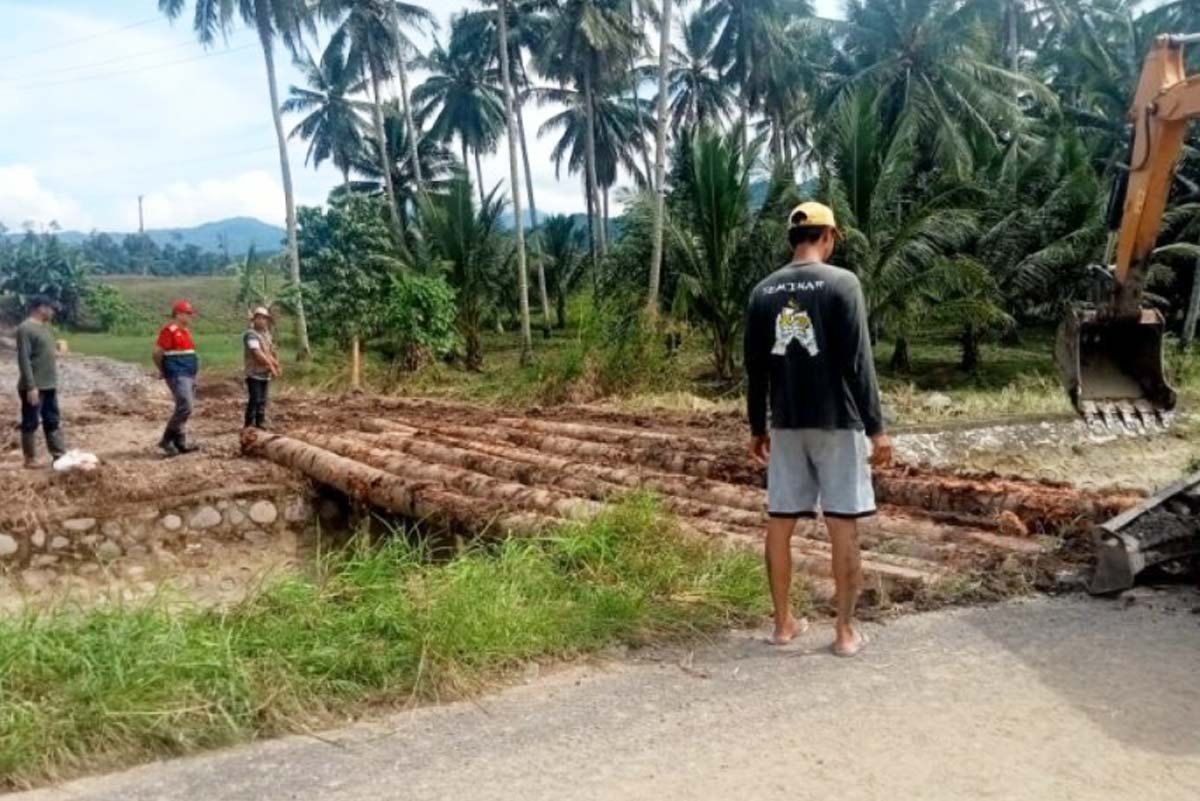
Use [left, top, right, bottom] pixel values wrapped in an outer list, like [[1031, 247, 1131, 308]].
[[870, 433, 894, 468], [25, 389, 39, 406], [750, 434, 771, 466]]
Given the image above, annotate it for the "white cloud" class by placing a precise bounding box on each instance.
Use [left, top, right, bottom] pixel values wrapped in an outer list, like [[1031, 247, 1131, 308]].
[[0, 165, 89, 231], [137, 170, 286, 229]]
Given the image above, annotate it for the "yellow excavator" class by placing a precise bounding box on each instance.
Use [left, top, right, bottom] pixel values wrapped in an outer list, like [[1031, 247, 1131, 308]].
[[1064, 33, 1200, 592], [1057, 32, 1200, 428]]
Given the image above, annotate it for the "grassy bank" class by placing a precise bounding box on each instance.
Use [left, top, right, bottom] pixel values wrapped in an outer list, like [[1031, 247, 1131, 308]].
[[0, 497, 775, 791]]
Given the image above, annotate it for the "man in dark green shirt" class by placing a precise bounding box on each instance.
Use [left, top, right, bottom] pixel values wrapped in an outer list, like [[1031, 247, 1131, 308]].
[[16, 295, 67, 468]]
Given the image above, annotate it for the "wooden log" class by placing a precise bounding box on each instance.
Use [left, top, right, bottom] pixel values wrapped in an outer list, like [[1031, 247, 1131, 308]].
[[241, 429, 554, 536], [292, 432, 601, 521]]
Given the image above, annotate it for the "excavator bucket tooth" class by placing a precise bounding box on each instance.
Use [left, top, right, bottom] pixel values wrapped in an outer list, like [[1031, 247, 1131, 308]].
[[1056, 306, 1177, 423]]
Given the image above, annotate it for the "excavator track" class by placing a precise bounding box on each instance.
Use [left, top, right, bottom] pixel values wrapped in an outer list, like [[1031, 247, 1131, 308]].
[[1090, 471, 1200, 594]]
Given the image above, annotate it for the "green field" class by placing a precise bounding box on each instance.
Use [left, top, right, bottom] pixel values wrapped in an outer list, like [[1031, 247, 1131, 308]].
[[69, 276, 296, 373], [62, 275, 1199, 423]]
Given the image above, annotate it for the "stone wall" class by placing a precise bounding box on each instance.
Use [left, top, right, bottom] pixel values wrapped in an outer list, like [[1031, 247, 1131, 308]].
[[0, 485, 313, 596]]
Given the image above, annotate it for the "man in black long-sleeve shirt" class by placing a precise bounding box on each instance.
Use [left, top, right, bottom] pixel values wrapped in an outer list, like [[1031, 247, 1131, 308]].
[[744, 202, 893, 656]]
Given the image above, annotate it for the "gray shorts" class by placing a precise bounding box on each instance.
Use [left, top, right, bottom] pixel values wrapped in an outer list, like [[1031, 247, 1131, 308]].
[[766, 428, 876, 519]]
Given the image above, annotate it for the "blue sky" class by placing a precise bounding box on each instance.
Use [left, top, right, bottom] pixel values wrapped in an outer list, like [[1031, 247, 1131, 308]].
[[0, 0, 841, 233]]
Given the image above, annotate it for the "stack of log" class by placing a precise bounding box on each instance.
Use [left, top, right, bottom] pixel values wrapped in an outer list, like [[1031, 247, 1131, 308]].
[[242, 403, 1135, 602]]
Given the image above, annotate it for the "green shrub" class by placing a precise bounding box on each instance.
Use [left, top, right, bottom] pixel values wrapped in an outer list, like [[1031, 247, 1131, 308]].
[[375, 273, 460, 371], [83, 283, 135, 333], [539, 294, 684, 402]]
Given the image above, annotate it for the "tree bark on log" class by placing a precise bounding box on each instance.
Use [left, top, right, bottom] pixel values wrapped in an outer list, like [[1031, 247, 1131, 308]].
[[293, 432, 600, 521], [241, 430, 554, 536]]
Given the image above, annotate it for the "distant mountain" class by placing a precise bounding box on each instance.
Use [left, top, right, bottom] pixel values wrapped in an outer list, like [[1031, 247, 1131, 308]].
[[7, 217, 286, 255]]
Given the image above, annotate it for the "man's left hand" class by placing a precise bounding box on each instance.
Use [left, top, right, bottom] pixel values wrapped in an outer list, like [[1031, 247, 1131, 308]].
[[750, 434, 770, 466]]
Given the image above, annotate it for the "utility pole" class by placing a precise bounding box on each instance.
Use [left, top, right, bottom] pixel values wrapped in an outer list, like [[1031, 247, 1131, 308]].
[[138, 195, 145, 234]]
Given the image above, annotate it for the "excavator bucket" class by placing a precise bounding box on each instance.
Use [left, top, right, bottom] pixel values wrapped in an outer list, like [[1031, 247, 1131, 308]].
[[1090, 470, 1200, 594], [1056, 306, 1177, 430]]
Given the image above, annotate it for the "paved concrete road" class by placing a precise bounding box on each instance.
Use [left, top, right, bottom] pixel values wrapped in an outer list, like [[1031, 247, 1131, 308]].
[[16, 591, 1200, 801]]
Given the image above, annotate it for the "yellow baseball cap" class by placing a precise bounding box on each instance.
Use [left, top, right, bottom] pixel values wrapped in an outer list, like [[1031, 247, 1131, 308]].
[[788, 201, 839, 234]]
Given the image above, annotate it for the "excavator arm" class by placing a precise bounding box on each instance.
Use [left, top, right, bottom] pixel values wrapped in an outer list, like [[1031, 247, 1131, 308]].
[[1057, 35, 1200, 593], [1056, 33, 1200, 429]]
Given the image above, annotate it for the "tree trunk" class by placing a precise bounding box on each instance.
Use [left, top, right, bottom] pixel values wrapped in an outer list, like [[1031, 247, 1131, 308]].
[[629, 69, 653, 187], [350, 335, 362, 390], [603, 186, 611, 245], [390, 6, 423, 188], [647, 0, 673, 313], [584, 171, 598, 296], [960, 323, 980, 373], [368, 62, 405, 242], [890, 336, 910, 372], [1183, 256, 1200, 348], [556, 290, 567, 329], [583, 63, 606, 256], [497, 0, 534, 366], [740, 93, 750, 155], [474, 147, 487, 209], [515, 64, 552, 339], [1007, 0, 1020, 71], [465, 325, 483, 371], [258, 28, 310, 359]]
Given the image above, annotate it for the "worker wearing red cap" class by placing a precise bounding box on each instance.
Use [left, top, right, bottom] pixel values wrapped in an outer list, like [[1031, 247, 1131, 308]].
[[152, 300, 200, 456]]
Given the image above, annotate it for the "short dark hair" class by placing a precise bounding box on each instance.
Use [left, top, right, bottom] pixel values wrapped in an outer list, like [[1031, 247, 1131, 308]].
[[788, 225, 827, 249], [27, 294, 57, 313]]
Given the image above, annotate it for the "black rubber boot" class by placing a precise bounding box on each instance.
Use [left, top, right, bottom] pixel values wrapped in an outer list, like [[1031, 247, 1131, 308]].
[[173, 432, 200, 454], [45, 428, 67, 461], [20, 431, 38, 467], [159, 432, 180, 457]]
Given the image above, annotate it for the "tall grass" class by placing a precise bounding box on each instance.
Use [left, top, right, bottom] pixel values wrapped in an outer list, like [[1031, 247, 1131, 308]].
[[0, 497, 770, 790]]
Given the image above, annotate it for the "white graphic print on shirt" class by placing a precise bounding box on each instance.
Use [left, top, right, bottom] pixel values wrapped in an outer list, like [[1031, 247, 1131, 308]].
[[772, 301, 819, 357]]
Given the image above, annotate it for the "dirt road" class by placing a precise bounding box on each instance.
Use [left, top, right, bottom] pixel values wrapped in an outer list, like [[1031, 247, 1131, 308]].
[[13, 589, 1200, 801]]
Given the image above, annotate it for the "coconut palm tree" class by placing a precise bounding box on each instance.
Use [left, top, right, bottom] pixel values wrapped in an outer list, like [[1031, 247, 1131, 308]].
[[667, 10, 736, 130], [413, 38, 507, 208], [832, 0, 1055, 178], [454, 2, 556, 336], [538, 85, 651, 239], [700, 0, 811, 148], [538, 0, 641, 260], [385, 1, 438, 190], [322, 0, 433, 240], [349, 101, 456, 229], [496, 0, 535, 364], [283, 29, 367, 188], [157, 0, 314, 357], [647, 0, 674, 312]]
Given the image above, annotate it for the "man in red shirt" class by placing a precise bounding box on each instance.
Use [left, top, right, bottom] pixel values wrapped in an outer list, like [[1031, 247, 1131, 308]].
[[152, 300, 200, 456]]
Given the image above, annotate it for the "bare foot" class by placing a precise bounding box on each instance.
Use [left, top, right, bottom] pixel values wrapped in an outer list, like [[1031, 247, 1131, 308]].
[[832, 628, 869, 658], [765, 615, 808, 646]]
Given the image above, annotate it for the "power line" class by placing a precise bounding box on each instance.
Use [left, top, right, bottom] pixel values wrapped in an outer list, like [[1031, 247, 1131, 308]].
[[4, 39, 205, 80], [4, 43, 259, 90], [0, 16, 163, 64], [57, 144, 282, 186]]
